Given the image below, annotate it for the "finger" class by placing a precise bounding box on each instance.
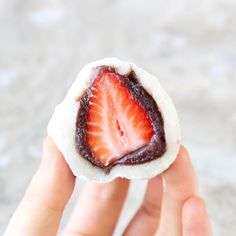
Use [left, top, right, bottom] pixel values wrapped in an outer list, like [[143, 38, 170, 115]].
[[63, 178, 129, 236], [4, 137, 76, 236], [123, 176, 163, 236], [157, 145, 198, 236], [182, 196, 212, 236]]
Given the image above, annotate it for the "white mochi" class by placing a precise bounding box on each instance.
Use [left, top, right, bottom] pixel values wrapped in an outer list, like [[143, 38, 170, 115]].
[[47, 58, 180, 183]]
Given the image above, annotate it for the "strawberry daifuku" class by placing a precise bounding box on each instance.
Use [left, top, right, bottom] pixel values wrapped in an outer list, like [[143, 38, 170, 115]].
[[48, 58, 180, 182]]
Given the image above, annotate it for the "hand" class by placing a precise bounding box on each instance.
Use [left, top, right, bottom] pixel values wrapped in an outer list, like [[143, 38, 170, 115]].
[[4, 137, 212, 236]]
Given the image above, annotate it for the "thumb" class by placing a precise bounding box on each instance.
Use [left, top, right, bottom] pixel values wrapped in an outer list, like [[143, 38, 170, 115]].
[[4, 137, 75, 236]]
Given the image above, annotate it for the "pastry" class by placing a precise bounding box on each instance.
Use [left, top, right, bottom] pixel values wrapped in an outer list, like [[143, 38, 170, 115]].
[[48, 58, 180, 182]]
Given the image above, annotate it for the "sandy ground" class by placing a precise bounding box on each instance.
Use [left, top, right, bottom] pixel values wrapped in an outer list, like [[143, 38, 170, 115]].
[[0, 0, 236, 235]]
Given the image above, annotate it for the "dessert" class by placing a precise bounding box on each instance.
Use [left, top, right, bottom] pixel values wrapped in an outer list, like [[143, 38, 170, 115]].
[[48, 58, 180, 182]]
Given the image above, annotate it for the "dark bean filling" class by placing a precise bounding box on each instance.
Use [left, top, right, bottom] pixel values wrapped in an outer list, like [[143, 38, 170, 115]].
[[75, 66, 166, 173]]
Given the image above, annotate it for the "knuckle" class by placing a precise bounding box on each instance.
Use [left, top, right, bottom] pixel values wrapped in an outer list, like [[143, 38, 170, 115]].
[[140, 199, 161, 220]]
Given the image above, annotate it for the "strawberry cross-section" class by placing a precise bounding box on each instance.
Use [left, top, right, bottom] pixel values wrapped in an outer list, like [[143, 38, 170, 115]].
[[75, 66, 166, 173]]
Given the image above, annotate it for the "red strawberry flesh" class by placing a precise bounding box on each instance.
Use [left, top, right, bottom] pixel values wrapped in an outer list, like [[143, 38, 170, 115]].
[[86, 71, 154, 166], [75, 66, 166, 173]]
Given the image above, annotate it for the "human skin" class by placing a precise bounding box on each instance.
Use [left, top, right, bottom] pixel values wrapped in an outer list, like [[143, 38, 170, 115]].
[[4, 137, 212, 236]]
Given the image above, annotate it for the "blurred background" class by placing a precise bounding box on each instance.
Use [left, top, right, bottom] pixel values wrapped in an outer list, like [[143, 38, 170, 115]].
[[0, 0, 236, 235]]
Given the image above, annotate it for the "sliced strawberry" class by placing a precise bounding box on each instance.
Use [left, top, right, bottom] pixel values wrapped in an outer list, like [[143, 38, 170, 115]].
[[86, 70, 154, 166]]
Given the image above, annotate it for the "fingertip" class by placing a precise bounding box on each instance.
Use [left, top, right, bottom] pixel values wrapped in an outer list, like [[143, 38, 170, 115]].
[[183, 196, 212, 236], [113, 177, 130, 184], [43, 136, 53, 146], [42, 136, 62, 162], [87, 177, 130, 202], [185, 196, 206, 207], [183, 196, 207, 222], [162, 144, 198, 199], [148, 174, 163, 187], [42, 136, 58, 156], [178, 145, 189, 158], [163, 144, 194, 179], [146, 175, 163, 196], [42, 136, 56, 162], [41, 136, 74, 178], [31, 136, 75, 202], [174, 145, 190, 166]]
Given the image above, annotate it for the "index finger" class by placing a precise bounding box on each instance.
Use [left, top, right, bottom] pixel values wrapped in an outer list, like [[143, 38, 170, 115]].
[[157, 146, 199, 236]]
